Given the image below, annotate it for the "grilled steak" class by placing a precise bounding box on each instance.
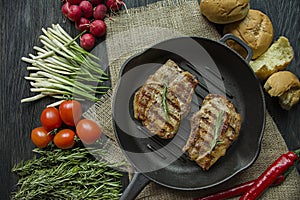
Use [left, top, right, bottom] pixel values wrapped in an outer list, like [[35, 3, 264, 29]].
[[146, 59, 199, 117], [133, 59, 198, 139], [168, 71, 199, 117], [183, 94, 242, 170], [133, 83, 181, 139], [146, 59, 183, 85]]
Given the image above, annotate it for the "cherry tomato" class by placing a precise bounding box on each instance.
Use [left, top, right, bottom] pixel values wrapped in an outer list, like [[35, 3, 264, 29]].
[[31, 127, 53, 148], [53, 129, 75, 149], [40, 107, 62, 131], [59, 100, 82, 126], [76, 119, 102, 145]]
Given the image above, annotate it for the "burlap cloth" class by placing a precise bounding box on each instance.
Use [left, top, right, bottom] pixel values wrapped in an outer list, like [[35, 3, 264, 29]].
[[83, 0, 300, 199]]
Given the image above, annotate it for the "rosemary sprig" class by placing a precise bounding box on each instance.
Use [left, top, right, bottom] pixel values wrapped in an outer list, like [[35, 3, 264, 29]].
[[210, 110, 225, 152], [21, 24, 110, 104], [162, 84, 170, 121], [11, 145, 123, 200]]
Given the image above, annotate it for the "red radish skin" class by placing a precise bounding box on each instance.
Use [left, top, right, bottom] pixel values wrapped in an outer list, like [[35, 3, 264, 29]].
[[75, 17, 90, 32], [67, 5, 82, 22], [106, 0, 126, 12], [80, 33, 95, 51], [61, 2, 70, 17], [67, 0, 82, 5], [93, 4, 107, 20], [90, 0, 104, 6], [90, 20, 107, 37], [79, 1, 93, 19]]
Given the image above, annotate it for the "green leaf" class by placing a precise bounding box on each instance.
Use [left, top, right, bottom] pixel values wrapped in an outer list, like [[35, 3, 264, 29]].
[[210, 110, 225, 152], [162, 84, 170, 121]]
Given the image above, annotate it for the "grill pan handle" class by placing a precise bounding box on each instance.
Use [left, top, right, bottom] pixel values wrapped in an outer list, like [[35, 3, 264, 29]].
[[220, 34, 253, 63], [120, 171, 150, 200]]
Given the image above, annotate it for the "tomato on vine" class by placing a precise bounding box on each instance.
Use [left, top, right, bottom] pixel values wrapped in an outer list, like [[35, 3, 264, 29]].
[[76, 119, 102, 145], [59, 100, 82, 126], [53, 129, 76, 149], [31, 127, 53, 148], [40, 107, 62, 131]]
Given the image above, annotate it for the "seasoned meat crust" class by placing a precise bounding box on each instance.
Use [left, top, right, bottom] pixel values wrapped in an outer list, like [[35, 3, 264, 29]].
[[133, 59, 198, 139], [183, 94, 242, 170], [146, 59, 199, 117], [133, 83, 181, 139]]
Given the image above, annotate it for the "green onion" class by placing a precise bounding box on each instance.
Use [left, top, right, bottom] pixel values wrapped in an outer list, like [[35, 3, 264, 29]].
[[21, 24, 109, 104]]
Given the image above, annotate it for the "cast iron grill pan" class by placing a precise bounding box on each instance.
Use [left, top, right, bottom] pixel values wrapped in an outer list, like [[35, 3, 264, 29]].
[[112, 36, 265, 199]]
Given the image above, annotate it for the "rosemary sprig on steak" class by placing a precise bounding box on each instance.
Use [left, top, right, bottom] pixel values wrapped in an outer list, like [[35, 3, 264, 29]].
[[210, 110, 224, 152], [162, 84, 170, 121]]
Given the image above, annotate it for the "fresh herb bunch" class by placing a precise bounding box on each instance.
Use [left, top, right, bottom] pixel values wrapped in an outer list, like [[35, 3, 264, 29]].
[[21, 24, 110, 105], [12, 145, 123, 200]]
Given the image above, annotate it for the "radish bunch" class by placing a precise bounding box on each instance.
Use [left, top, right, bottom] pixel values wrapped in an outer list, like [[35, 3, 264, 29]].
[[61, 0, 125, 50]]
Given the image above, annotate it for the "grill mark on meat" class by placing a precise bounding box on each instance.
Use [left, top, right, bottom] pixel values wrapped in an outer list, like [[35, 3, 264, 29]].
[[134, 83, 162, 120], [146, 59, 198, 117], [135, 83, 181, 139], [169, 71, 199, 117], [134, 59, 198, 139], [168, 112, 180, 122], [144, 106, 176, 130], [166, 97, 181, 117], [183, 94, 242, 170]]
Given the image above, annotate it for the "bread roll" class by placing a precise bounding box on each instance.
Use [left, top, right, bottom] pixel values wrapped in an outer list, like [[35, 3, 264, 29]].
[[250, 36, 294, 80], [264, 71, 300, 110], [200, 0, 250, 24], [223, 9, 274, 59]]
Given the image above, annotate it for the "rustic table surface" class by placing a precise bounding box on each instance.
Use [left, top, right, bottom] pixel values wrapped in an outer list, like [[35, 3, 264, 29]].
[[1, 0, 299, 199]]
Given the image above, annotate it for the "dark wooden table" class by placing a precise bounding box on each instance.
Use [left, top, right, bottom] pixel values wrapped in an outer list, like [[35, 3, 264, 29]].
[[1, 0, 299, 199]]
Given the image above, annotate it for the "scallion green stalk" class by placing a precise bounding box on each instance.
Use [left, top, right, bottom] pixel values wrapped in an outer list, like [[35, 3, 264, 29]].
[[21, 24, 109, 104]]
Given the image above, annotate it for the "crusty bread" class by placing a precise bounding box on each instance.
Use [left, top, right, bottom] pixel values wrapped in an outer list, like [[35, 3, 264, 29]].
[[200, 0, 250, 24], [250, 36, 294, 80], [279, 89, 300, 110], [264, 71, 300, 110], [223, 9, 274, 59]]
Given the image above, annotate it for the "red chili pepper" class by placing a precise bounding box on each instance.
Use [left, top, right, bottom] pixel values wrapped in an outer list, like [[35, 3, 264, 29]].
[[193, 174, 285, 200], [194, 148, 299, 200], [239, 149, 300, 200]]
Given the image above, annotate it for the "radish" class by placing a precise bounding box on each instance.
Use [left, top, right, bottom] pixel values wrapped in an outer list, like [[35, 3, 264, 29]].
[[90, 20, 106, 37], [75, 17, 90, 32], [80, 33, 95, 50], [67, 0, 82, 5], [90, 0, 104, 6], [93, 4, 107, 20], [106, 0, 126, 12], [79, 1, 93, 19], [67, 5, 82, 22], [61, 2, 70, 17]]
